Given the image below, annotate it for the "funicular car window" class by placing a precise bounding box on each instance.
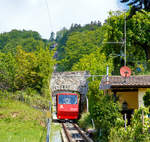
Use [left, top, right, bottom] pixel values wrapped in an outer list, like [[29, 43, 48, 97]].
[[58, 95, 77, 104]]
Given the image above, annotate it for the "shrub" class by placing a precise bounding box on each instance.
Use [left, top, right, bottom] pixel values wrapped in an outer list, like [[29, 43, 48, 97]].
[[92, 94, 122, 141], [0, 90, 10, 99], [78, 112, 92, 130], [11, 89, 49, 109], [87, 80, 122, 141], [109, 107, 150, 142], [143, 89, 150, 107]]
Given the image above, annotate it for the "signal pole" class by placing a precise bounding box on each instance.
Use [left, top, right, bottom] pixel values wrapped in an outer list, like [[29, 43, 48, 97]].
[[124, 11, 127, 66], [103, 10, 127, 66]]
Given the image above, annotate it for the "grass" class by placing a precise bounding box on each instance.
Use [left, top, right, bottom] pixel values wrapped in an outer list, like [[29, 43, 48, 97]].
[[0, 99, 47, 142]]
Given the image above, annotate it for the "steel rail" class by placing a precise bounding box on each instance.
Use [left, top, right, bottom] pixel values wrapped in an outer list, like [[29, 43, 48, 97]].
[[62, 123, 73, 142], [73, 124, 93, 142], [62, 122, 93, 142]]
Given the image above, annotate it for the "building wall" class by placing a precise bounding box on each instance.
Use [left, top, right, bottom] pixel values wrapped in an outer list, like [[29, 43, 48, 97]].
[[116, 91, 138, 109], [138, 88, 147, 108]]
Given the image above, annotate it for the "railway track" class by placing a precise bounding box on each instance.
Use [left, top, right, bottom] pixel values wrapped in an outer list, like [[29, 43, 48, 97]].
[[62, 122, 93, 142]]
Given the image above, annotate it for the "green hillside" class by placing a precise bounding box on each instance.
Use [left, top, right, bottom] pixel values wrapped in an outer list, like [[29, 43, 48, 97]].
[[0, 99, 46, 142], [0, 30, 54, 142]]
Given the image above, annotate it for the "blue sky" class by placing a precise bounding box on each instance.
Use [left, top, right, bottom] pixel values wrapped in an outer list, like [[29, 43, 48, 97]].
[[0, 0, 127, 39]]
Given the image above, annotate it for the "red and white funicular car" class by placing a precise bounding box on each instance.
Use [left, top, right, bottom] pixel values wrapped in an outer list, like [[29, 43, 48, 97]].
[[57, 93, 79, 120]]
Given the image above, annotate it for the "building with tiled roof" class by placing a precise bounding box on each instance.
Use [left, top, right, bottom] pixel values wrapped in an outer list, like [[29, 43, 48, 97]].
[[100, 75, 150, 120], [100, 75, 150, 89]]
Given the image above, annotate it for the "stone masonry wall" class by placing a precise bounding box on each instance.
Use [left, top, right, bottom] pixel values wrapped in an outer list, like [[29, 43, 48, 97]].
[[50, 71, 89, 97]]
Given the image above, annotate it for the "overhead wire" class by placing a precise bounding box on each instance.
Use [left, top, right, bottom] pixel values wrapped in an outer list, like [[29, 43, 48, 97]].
[[44, 0, 53, 38]]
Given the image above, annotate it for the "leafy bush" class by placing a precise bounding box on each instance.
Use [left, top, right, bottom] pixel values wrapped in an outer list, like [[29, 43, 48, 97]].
[[143, 89, 150, 107], [78, 112, 93, 130], [9, 89, 50, 110], [92, 94, 122, 141], [109, 107, 150, 142], [0, 90, 11, 99], [0, 46, 55, 94], [87, 81, 122, 141]]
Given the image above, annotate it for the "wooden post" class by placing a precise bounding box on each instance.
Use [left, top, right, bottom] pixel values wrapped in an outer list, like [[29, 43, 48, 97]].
[[92, 76, 94, 81], [91, 119, 95, 129], [142, 109, 144, 133], [124, 113, 127, 130], [86, 96, 89, 112]]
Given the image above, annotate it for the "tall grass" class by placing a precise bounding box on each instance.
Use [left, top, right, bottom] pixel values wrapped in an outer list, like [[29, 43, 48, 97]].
[[0, 99, 47, 142]]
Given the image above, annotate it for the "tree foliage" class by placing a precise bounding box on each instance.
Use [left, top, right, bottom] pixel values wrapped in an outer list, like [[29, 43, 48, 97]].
[[120, 0, 150, 18], [0, 52, 16, 91], [56, 11, 150, 75], [87, 81, 122, 141], [103, 11, 150, 74], [72, 48, 113, 75], [0, 29, 47, 53], [143, 89, 150, 107], [56, 21, 102, 70], [0, 30, 55, 96], [56, 26, 105, 71], [0, 47, 55, 93], [54, 11, 150, 142], [109, 107, 150, 142]]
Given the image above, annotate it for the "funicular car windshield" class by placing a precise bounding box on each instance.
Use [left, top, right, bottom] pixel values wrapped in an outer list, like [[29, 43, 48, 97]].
[[58, 95, 77, 104]]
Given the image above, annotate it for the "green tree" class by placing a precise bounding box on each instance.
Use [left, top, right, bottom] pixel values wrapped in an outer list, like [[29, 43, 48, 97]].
[[0, 30, 55, 98], [103, 11, 150, 74], [0, 52, 16, 91], [0, 29, 46, 53], [57, 27, 105, 71], [14, 46, 38, 90], [49, 32, 55, 42], [14, 46, 55, 93], [72, 48, 113, 75], [56, 21, 103, 71], [34, 47, 55, 95], [120, 0, 150, 18]]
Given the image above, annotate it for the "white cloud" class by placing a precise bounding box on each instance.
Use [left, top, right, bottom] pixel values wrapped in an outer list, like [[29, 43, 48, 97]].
[[0, 0, 121, 39]]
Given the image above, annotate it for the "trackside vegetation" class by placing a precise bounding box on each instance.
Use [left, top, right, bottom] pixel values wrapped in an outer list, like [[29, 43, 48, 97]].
[[55, 9, 150, 141], [0, 30, 55, 141], [0, 5, 150, 142]]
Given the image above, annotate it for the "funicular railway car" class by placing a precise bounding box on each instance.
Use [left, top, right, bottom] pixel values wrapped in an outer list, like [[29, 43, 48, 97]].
[[57, 93, 79, 120], [50, 71, 89, 121]]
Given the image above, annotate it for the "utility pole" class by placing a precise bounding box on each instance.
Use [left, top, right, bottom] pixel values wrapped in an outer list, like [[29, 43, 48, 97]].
[[124, 11, 127, 66], [103, 10, 127, 66]]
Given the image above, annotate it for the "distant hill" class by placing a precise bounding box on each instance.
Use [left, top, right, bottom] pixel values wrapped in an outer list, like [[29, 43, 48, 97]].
[[0, 29, 49, 53]]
